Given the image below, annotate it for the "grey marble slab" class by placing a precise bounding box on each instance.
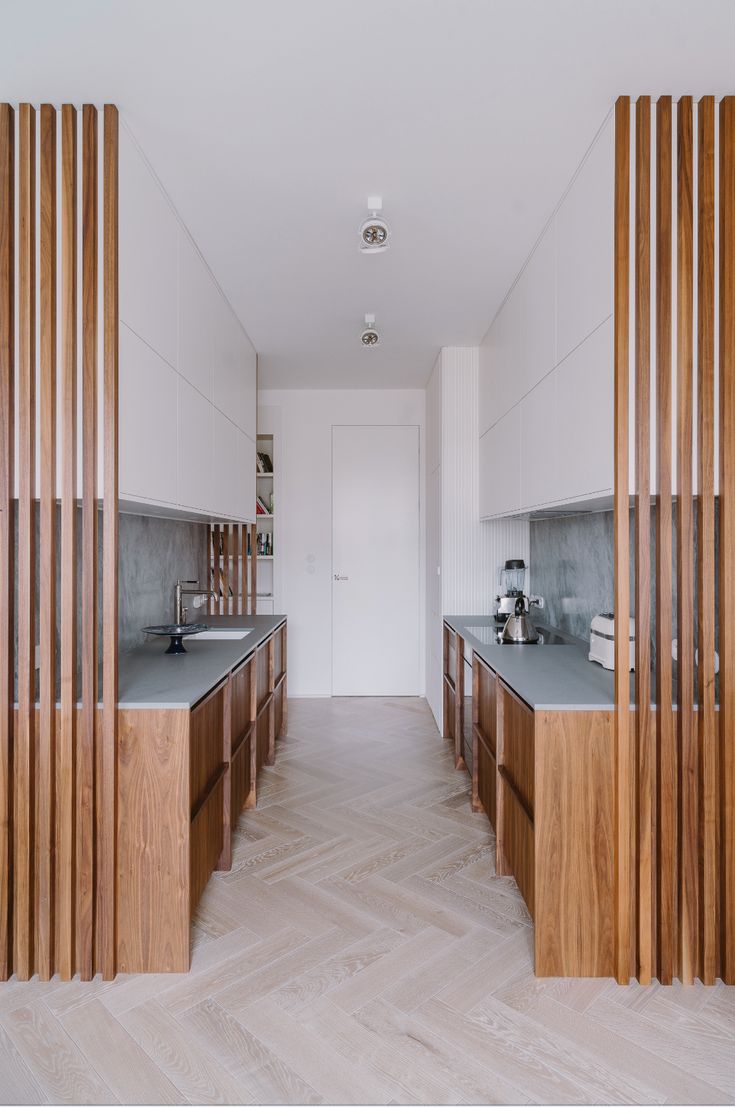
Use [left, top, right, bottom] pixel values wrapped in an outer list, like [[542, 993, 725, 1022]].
[[444, 615, 616, 710], [118, 614, 286, 708]]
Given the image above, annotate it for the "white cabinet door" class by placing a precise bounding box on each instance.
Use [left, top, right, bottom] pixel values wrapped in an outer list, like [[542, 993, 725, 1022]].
[[212, 314, 257, 438], [555, 317, 614, 500], [479, 320, 501, 438], [479, 406, 521, 519], [520, 371, 557, 508], [178, 232, 215, 400], [119, 324, 178, 505], [518, 224, 556, 396], [178, 376, 213, 513], [211, 408, 239, 518], [235, 431, 256, 522], [119, 129, 178, 369], [556, 116, 614, 363]]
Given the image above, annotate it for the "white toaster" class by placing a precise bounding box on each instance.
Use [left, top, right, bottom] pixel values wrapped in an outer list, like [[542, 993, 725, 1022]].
[[589, 613, 635, 671]]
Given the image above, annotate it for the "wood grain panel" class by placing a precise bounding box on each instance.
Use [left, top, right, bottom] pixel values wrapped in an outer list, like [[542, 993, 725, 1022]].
[[280, 623, 288, 736], [230, 733, 252, 823], [676, 96, 697, 984], [231, 658, 254, 749], [475, 729, 497, 830], [78, 103, 98, 982], [37, 103, 57, 981], [501, 779, 534, 920], [498, 684, 534, 815], [613, 95, 632, 984], [454, 634, 465, 770], [116, 709, 189, 974], [99, 103, 119, 981], [190, 683, 225, 816], [720, 95, 735, 985], [15, 102, 36, 982], [0, 102, 14, 982], [655, 95, 677, 985], [57, 102, 77, 982], [697, 95, 718, 986], [190, 774, 225, 915], [634, 95, 655, 984], [535, 711, 615, 978]]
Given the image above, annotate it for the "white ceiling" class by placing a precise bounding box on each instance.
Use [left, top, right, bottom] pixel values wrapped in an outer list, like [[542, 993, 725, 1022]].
[[3, 0, 735, 388]]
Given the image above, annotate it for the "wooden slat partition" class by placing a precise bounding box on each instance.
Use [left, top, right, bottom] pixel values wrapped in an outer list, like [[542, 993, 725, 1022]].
[[0, 103, 13, 981], [616, 94, 730, 984], [698, 96, 718, 986], [613, 95, 632, 984], [78, 103, 98, 981], [15, 102, 36, 982], [634, 95, 654, 984], [721, 96, 735, 986], [58, 103, 77, 981], [655, 95, 677, 985], [0, 102, 119, 982], [37, 103, 57, 981], [676, 97, 697, 984], [250, 523, 257, 614]]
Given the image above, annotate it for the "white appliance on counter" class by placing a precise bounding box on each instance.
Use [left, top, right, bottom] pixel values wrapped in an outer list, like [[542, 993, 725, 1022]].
[[589, 613, 635, 671]]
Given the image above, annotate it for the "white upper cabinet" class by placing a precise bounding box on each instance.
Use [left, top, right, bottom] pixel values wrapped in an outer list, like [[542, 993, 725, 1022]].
[[119, 324, 178, 507], [119, 128, 178, 368], [555, 116, 614, 363], [479, 407, 521, 519], [520, 370, 558, 509], [117, 130, 257, 523], [555, 318, 614, 501]]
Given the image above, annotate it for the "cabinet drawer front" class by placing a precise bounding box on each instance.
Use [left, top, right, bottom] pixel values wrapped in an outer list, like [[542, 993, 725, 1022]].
[[256, 641, 271, 709], [230, 734, 252, 821], [190, 774, 224, 914], [476, 731, 497, 830], [503, 779, 534, 917], [231, 658, 254, 748], [476, 659, 497, 757], [499, 682, 534, 814], [256, 705, 271, 772], [274, 625, 286, 683], [190, 683, 225, 816], [274, 683, 284, 741]]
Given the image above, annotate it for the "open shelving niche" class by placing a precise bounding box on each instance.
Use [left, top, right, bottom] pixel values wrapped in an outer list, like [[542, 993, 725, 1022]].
[[255, 432, 276, 614]]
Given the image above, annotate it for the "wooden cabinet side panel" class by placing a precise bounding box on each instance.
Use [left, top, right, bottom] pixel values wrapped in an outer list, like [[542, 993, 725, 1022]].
[[534, 710, 615, 977], [117, 709, 189, 973]]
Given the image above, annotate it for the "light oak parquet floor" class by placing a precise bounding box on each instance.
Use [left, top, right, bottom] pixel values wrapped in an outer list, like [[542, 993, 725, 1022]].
[[1, 696, 734, 1105]]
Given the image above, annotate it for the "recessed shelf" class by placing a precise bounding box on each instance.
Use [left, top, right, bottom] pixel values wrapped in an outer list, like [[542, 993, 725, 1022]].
[[257, 513, 274, 519], [256, 472, 274, 478]]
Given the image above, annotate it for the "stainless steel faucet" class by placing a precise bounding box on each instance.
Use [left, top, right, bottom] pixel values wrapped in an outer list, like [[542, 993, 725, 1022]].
[[175, 579, 216, 625]]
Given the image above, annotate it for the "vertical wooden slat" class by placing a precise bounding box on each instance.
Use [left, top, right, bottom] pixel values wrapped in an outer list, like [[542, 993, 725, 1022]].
[[676, 96, 697, 984], [15, 103, 36, 981], [222, 525, 230, 614], [720, 96, 735, 986], [78, 103, 97, 981], [37, 104, 57, 981], [213, 524, 221, 614], [99, 104, 119, 981], [250, 523, 257, 615], [613, 95, 632, 984], [656, 95, 677, 985], [634, 95, 655, 984], [697, 96, 718, 986], [0, 103, 14, 981], [57, 103, 77, 981], [233, 525, 240, 616]]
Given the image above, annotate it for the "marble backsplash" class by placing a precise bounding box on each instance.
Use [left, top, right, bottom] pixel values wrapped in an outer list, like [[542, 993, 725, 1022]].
[[530, 511, 616, 641]]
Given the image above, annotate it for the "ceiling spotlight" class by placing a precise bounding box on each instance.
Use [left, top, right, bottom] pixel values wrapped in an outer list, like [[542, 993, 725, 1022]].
[[359, 196, 390, 253], [361, 313, 380, 346]]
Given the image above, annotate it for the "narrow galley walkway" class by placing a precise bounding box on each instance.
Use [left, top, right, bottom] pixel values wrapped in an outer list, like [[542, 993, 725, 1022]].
[[0, 697, 733, 1105]]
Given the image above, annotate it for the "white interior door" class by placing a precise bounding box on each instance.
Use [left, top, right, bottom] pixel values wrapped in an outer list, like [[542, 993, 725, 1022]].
[[332, 424, 420, 695]]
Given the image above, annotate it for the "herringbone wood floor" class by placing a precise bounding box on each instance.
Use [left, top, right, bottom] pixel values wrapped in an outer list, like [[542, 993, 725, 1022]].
[[0, 697, 734, 1105]]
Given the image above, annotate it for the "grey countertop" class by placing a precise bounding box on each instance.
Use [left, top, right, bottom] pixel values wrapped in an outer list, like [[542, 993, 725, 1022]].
[[118, 613, 286, 709], [444, 615, 617, 711]]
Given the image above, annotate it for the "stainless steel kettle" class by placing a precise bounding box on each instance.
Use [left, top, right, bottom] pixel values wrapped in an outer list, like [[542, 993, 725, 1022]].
[[502, 597, 539, 645]]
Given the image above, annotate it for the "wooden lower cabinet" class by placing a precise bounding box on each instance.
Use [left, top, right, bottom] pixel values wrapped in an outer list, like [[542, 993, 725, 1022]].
[[117, 620, 286, 973], [442, 624, 466, 769], [472, 652, 614, 978]]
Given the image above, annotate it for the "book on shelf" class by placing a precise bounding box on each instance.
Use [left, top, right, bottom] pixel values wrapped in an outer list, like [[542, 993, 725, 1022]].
[[256, 451, 273, 473]]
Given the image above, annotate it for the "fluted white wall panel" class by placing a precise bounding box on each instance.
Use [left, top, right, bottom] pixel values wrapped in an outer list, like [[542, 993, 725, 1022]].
[[425, 348, 529, 729]]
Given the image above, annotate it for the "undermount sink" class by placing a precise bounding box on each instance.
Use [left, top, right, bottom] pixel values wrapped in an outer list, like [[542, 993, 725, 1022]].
[[188, 629, 253, 641]]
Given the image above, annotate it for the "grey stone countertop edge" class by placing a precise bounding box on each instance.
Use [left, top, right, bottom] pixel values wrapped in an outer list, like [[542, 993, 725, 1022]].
[[118, 614, 286, 709], [444, 615, 617, 711]]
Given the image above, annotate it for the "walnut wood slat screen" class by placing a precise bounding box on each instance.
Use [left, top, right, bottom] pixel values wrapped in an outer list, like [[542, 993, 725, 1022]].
[[209, 522, 257, 615], [0, 103, 119, 982], [614, 95, 732, 985]]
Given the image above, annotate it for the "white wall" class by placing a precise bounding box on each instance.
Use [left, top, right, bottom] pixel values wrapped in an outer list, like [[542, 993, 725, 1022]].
[[425, 349, 529, 728], [258, 388, 426, 697]]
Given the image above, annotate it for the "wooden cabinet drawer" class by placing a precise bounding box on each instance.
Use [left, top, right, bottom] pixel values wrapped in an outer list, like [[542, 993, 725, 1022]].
[[190, 682, 225, 816], [502, 778, 534, 917], [273, 624, 286, 684], [499, 682, 534, 814], [256, 704, 271, 772], [476, 660, 497, 757], [230, 734, 251, 822], [231, 657, 254, 750], [476, 731, 497, 830], [274, 683, 284, 741], [190, 773, 224, 913], [256, 641, 271, 710]]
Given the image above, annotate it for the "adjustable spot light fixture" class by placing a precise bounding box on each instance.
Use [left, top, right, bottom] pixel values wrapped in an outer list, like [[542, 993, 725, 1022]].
[[359, 196, 390, 253], [361, 313, 380, 346]]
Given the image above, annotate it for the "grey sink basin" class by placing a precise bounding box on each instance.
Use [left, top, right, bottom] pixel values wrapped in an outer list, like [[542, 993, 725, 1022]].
[[187, 629, 253, 641]]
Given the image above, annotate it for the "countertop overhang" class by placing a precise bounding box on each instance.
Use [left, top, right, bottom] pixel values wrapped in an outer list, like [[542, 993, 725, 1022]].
[[118, 613, 286, 709]]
